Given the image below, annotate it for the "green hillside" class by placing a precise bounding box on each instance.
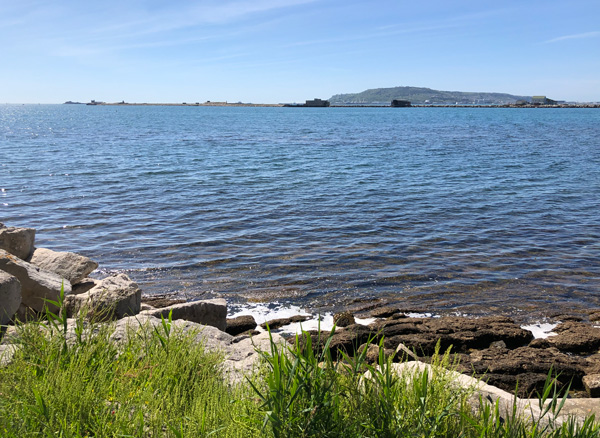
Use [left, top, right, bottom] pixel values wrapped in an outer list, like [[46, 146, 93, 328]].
[[329, 86, 531, 105]]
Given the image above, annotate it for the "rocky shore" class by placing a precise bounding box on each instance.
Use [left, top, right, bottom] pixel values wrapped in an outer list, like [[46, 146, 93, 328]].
[[3, 222, 600, 401]]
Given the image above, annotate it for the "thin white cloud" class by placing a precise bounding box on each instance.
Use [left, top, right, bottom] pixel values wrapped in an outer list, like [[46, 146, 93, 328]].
[[544, 31, 600, 44]]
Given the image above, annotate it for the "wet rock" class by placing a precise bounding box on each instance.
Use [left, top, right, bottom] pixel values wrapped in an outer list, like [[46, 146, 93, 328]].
[[589, 311, 600, 322], [0, 271, 21, 325], [0, 249, 72, 312], [226, 315, 257, 336], [333, 311, 355, 327], [425, 316, 533, 351], [64, 273, 140, 321], [261, 315, 311, 330], [583, 375, 600, 398], [0, 225, 35, 260], [140, 299, 226, 331], [461, 346, 585, 390], [372, 316, 533, 354], [28, 247, 98, 284], [547, 322, 600, 354]]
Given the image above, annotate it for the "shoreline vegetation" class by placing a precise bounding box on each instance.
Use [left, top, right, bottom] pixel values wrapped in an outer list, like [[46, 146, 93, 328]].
[[2, 300, 600, 437], [4, 231, 600, 434]]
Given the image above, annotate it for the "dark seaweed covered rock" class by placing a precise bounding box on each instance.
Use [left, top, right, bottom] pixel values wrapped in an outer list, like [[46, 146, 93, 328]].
[[261, 315, 311, 330], [226, 315, 257, 336], [547, 322, 600, 354]]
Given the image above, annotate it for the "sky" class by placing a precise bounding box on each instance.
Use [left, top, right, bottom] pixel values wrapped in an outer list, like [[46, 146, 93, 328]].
[[1, 0, 599, 103]]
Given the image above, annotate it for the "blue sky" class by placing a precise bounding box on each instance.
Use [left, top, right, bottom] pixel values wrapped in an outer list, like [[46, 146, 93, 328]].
[[1, 0, 599, 103]]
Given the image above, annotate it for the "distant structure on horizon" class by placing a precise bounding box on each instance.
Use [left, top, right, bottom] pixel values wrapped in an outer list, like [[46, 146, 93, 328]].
[[391, 99, 411, 107], [284, 98, 331, 107], [304, 98, 330, 107]]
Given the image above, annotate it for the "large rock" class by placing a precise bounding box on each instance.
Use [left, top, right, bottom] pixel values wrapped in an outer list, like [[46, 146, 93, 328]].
[[0, 225, 35, 260], [140, 299, 227, 331], [372, 316, 534, 354], [64, 273, 140, 321], [28, 247, 98, 284], [0, 249, 71, 312], [456, 346, 586, 396], [0, 271, 21, 325], [226, 315, 257, 336]]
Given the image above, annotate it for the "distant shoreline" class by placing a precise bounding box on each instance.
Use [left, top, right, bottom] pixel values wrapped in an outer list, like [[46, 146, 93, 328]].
[[70, 102, 599, 109]]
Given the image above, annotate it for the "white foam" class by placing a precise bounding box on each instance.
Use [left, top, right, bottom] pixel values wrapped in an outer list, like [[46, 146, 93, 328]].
[[406, 312, 434, 318], [228, 302, 311, 325], [521, 322, 557, 339], [228, 303, 378, 335]]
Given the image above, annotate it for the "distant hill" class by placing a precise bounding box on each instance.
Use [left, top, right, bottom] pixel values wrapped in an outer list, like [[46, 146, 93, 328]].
[[329, 86, 531, 105]]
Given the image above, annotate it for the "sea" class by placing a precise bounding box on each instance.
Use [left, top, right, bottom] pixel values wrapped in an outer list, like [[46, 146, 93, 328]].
[[1, 104, 599, 323]]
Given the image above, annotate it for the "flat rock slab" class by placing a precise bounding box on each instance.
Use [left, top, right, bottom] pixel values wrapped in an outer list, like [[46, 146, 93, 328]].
[[64, 273, 140, 321], [28, 247, 98, 284], [0, 271, 21, 325], [140, 299, 227, 331], [0, 249, 71, 312], [0, 226, 35, 260], [261, 315, 311, 330]]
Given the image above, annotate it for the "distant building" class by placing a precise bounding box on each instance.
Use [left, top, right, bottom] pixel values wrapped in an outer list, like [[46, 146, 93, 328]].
[[515, 100, 529, 106], [391, 99, 411, 107], [532, 96, 557, 105], [304, 98, 330, 107]]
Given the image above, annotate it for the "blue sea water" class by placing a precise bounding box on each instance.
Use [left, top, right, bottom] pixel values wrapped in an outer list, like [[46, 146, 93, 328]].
[[1, 104, 599, 320]]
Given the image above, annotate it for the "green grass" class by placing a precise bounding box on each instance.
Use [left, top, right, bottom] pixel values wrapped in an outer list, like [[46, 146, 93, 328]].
[[1, 304, 599, 437]]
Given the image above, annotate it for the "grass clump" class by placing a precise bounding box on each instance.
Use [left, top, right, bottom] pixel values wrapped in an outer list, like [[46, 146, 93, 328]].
[[0, 301, 262, 437]]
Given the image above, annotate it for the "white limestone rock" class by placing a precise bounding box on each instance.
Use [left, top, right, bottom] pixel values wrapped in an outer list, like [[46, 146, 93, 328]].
[[0, 225, 35, 260], [28, 247, 98, 285], [64, 273, 141, 321], [0, 249, 71, 312], [139, 298, 227, 331]]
